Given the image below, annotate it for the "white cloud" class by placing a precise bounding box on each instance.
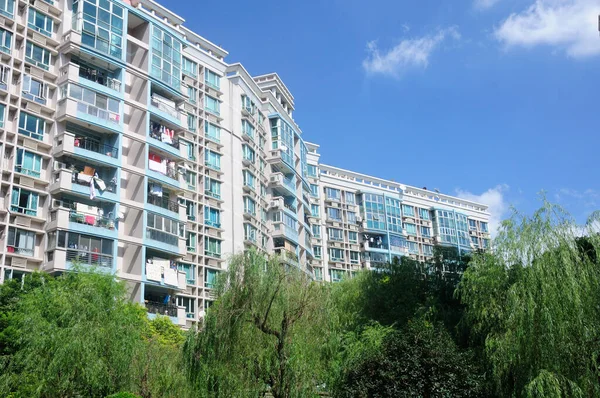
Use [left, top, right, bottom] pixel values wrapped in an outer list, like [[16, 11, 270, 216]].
[[456, 184, 510, 237], [474, 0, 502, 10], [362, 27, 460, 78], [494, 0, 600, 58]]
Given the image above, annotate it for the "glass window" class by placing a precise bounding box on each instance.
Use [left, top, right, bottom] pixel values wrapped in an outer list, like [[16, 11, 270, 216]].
[[10, 187, 39, 216], [347, 211, 357, 224], [0, 103, 5, 128], [244, 197, 256, 216], [329, 248, 344, 262], [18, 112, 45, 141], [187, 86, 197, 103], [205, 268, 218, 288], [350, 251, 360, 264], [185, 170, 196, 189], [421, 226, 431, 237], [205, 69, 220, 89], [149, 26, 181, 89], [419, 208, 430, 220], [7, 227, 35, 256], [205, 207, 221, 228], [402, 205, 415, 217], [205, 122, 220, 142], [328, 228, 343, 242], [205, 96, 220, 115], [28, 8, 53, 37], [0, 27, 12, 53], [205, 237, 221, 258], [0, 0, 15, 18], [73, 0, 123, 59], [307, 164, 318, 177], [325, 187, 341, 201], [182, 57, 197, 77], [205, 178, 221, 199], [243, 170, 255, 189], [480, 222, 489, 233], [311, 204, 319, 217], [205, 150, 221, 170], [404, 223, 417, 235], [327, 207, 341, 221], [314, 246, 322, 259], [242, 144, 255, 163], [242, 119, 254, 139], [186, 232, 197, 252], [310, 184, 319, 197], [311, 224, 321, 238], [187, 113, 197, 131], [25, 41, 50, 70], [345, 191, 355, 204], [348, 231, 358, 243], [16, 148, 42, 178], [423, 244, 434, 256]]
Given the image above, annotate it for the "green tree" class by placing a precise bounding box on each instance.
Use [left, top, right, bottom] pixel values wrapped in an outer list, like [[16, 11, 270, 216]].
[[458, 202, 600, 397], [184, 249, 334, 398], [334, 317, 484, 398]]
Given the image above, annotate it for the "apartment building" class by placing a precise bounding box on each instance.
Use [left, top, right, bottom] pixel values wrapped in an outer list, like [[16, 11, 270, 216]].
[[0, 0, 490, 327]]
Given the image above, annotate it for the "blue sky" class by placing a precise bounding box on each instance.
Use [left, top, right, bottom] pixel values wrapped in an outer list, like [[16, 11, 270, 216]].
[[161, 0, 600, 232]]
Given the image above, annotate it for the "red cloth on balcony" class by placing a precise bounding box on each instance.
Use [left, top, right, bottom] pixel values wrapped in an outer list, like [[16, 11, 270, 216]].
[[85, 215, 96, 225]]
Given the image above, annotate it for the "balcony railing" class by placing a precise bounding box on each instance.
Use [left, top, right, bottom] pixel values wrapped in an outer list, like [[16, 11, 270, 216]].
[[151, 96, 180, 119], [10, 205, 38, 217], [76, 102, 120, 124], [14, 166, 41, 178], [74, 137, 119, 158], [146, 228, 179, 246], [66, 248, 112, 267], [147, 195, 179, 213], [69, 210, 116, 230], [72, 172, 117, 193], [149, 128, 180, 150], [7, 246, 34, 256], [78, 65, 121, 91], [146, 301, 178, 317]]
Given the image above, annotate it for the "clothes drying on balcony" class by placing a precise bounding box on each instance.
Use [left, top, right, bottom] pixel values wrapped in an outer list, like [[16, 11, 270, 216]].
[[146, 261, 162, 282], [164, 268, 178, 286], [150, 122, 176, 145]]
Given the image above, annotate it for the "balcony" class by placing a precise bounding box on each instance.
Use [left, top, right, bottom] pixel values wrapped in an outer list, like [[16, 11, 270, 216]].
[[148, 153, 185, 190], [145, 228, 186, 255], [48, 207, 118, 239], [273, 223, 299, 245], [270, 173, 296, 196], [149, 121, 183, 159], [77, 63, 121, 92], [54, 133, 119, 166], [145, 301, 186, 326], [56, 98, 121, 133], [66, 248, 113, 268], [147, 194, 185, 221], [50, 169, 118, 202], [150, 94, 183, 127]]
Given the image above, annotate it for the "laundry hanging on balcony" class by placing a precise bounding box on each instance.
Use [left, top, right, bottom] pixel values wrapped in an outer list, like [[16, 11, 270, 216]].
[[150, 122, 175, 144], [149, 153, 164, 173], [146, 261, 162, 282], [164, 268, 178, 286], [149, 183, 163, 197]]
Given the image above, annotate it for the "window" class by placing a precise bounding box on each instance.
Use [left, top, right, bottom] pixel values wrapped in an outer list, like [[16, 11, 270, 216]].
[[177, 296, 195, 318], [243, 170, 255, 189], [402, 205, 415, 217], [244, 223, 257, 242], [0, 0, 14, 18], [205, 237, 221, 258], [329, 248, 344, 262], [407, 241, 419, 254], [260, 159, 266, 173], [330, 269, 344, 283], [364, 193, 386, 230], [421, 226, 431, 237], [423, 244, 434, 256], [19, 112, 45, 141], [0, 27, 12, 53], [187, 113, 197, 132], [314, 267, 323, 281], [419, 208, 430, 220], [150, 26, 181, 89], [180, 140, 195, 161], [310, 184, 319, 197], [350, 251, 360, 264], [25, 41, 51, 70], [146, 212, 183, 246], [205, 150, 221, 170], [242, 144, 255, 164], [307, 164, 318, 177], [185, 200, 196, 220], [205, 178, 221, 199], [185, 170, 196, 189], [187, 86, 197, 103], [186, 232, 197, 252], [11, 188, 38, 216], [348, 231, 358, 243], [15, 149, 42, 177], [347, 211, 357, 224], [73, 0, 123, 59], [404, 223, 417, 235], [314, 246, 322, 259], [483, 238, 490, 248], [0, 103, 4, 129], [205, 122, 220, 142], [205, 69, 220, 89], [22, 75, 47, 104], [241, 95, 255, 114], [471, 236, 479, 246], [28, 8, 53, 37], [182, 57, 197, 77], [62, 83, 120, 123], [244, 197, 256, 216], [205, 207, 220, 228], [328, 228, 343, 242], [205, 268, 218, 288], [469, 219, 477, 230], [345, 192, 356, 205], [177, 263, 194, 285], [311, 224, 321, 238], [260, 184, 267, 198], [205, 96, 220, 115], [7, 227, 35, 256], [311, 204, 320, 217], [325, 187, 341, 201], [327, 207, 341, 221], [480, 222, 489, 233], [261, 209, 267, 222], [242, 119, 254, 139]]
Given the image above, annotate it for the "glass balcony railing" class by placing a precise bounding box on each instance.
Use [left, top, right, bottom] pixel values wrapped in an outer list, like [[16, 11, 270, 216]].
[[78, 65, 121, 91], [151, 96, 180, 119], [66, 248, 112, 267], [74, 137, 119, 158], [147, 195, 179, 213], [76, 102, 120, 124], [146, 228, 179, 246], [146, 301, 178, 317]]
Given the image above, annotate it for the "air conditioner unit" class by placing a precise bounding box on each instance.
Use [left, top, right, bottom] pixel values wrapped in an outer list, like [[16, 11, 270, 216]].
[[51, 199, 64, 209], [53, 160, 66, 171]]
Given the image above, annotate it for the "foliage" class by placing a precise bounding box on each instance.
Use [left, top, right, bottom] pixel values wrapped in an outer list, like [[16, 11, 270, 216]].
[[458, 201, 600, 397], [184, 249, 333, 398], [334, 317, 484, 398]]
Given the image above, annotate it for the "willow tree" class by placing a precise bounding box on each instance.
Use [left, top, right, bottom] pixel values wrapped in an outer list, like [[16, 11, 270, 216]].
[[184, 250, 334, 398], [458, 201, 600, 397]]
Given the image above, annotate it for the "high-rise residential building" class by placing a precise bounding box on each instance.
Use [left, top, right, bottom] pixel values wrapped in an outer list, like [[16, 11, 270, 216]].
[[0, 0, 490, 327]]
